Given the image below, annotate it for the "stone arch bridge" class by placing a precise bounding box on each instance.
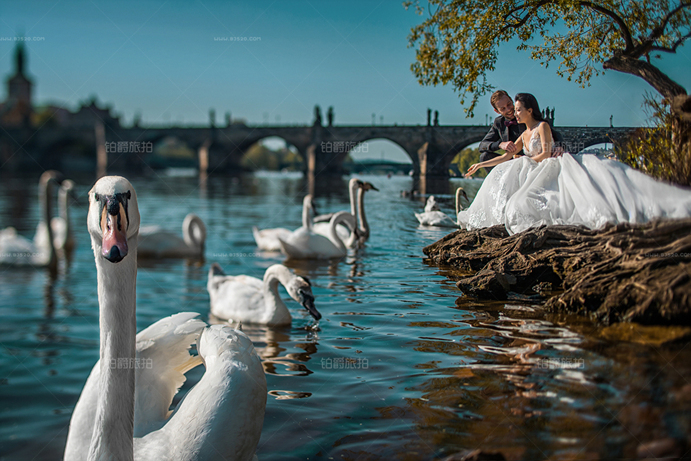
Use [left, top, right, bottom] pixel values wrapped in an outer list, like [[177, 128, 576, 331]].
[[0, 120, 637, 178]]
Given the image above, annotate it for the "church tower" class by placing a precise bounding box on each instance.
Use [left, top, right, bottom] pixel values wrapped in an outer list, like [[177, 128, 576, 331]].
[[3, 41, 33, 126]]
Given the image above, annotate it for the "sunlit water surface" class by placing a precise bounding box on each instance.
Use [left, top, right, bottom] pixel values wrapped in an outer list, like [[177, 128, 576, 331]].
[[1, 171, 690, 460]]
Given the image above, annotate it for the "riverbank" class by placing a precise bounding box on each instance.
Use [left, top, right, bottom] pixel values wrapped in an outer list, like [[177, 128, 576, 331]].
[[423, 218, 691, 327]]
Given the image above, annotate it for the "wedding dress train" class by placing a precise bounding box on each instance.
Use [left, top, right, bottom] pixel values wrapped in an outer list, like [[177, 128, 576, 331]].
[[457, 123, 691, 234]]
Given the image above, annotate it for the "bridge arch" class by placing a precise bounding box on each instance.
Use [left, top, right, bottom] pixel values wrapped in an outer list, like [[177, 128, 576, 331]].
[[346, 138, 413, 175], [239, 136, 305, 172]]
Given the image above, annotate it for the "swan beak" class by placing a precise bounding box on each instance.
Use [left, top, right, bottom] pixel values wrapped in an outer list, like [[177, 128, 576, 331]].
[[101, 203, 128, 263], [365, 182, 378, 192], [300, 291, 321, 320]]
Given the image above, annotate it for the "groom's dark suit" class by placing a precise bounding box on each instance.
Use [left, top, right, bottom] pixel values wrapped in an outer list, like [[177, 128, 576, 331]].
[[478, 115, 563, 172]]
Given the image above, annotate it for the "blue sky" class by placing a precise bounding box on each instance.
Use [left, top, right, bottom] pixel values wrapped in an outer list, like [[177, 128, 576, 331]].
[[1, 0, 690, 161]]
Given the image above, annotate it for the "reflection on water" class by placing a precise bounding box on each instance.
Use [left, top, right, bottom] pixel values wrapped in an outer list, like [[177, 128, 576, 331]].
[[0, 172, 690, 460]]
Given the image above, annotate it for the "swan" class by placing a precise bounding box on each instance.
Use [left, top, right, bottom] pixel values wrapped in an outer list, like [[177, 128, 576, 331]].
[[415, 188, 467, 228], [207, 263, 320, 326], [35, 179, 76, 254], [455, 187, 469, 225], [0, 171, 60, 270], [313, 179, 378, 247], [64, 176, 266, 461], [252, 195, 316, 251], [138, 213, 206, 259], [278, 207, 356, 260]]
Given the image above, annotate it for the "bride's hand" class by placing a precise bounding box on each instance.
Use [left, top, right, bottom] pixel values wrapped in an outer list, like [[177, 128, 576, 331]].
[[466, 164, 481, 177]]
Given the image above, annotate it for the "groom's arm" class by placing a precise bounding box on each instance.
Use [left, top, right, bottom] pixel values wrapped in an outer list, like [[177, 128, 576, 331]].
[[478, 120, 503, 153]]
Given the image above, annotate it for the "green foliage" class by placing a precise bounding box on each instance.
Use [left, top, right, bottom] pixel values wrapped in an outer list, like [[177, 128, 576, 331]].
[[241, 143, 304, 171], [450, 147, 487, 178], [154, 137, 195, 158], [619, 94, 691, 186], [405, 0, 691, 116]]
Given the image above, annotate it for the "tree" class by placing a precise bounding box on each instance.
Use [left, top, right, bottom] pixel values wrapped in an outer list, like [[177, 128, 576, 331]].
[[406, 1, 691, 117]]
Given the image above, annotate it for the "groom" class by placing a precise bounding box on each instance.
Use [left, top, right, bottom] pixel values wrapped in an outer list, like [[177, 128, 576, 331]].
[[478, 90, 562, 172]]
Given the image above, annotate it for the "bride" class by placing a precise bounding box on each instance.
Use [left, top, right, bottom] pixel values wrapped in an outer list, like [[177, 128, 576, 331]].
[[460, 93, 691, 234]]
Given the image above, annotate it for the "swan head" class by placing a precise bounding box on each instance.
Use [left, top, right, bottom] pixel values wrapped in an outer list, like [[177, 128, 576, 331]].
[[87, 176, 140, 264], [303, 194, 318, 215], [285, 275, 320, 321], [358, 181, 378, 192]]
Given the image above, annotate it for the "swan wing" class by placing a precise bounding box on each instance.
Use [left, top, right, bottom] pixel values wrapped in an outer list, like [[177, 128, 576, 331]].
[[133, 312, 206, 437], [312, 212, 335, 223], [134, 325, 267, 461], [279, 228, 341, 259], [312, 221, 351, 242], [208, 274, 266, 322], [137, 229, 187, 258], [415, 211, 458, 228], [64, 313, 206, 460], [252, 226, 291, 251], [0, 228, 39, 265]]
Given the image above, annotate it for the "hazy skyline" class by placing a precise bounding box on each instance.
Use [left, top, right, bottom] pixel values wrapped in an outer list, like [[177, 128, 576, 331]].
[[2, 0, 690, 161]]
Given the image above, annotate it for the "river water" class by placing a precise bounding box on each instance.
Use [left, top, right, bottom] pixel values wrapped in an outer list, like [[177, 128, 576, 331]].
[[1, 170, 690, 460]]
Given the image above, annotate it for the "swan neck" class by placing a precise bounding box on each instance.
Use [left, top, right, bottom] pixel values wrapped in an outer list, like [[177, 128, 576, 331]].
[[262, 265, 291, 323], [455, 188, 463, 218], [39, 178, 57, 266], [357, 187, 368, 237], [329, 214, 349, 250], [183, 215, 205, 251], [88, 244, 137, 461], [60, 186, 71, 245], [348, 180, 358, 217], [302, 198, 312, 230]]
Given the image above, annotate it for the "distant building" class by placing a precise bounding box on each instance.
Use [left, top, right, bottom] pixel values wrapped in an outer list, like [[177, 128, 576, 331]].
[[69, 97, 121, 128], [0, 41, 33, 127], [0, 42, 121, 129]]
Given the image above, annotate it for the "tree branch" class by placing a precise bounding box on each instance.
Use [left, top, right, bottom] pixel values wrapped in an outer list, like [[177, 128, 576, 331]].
[[501, 0, 550, 31], [579, 1, 634, 51], [650, 31, 691, 54], [603, 53, 687, 98]]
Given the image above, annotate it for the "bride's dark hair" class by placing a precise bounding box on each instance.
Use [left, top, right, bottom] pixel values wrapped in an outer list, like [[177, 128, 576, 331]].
[[514, 93, 545, 122]]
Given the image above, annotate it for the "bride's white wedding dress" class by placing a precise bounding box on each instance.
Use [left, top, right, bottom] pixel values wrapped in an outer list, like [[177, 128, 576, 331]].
[[458, 122, 691, 234]]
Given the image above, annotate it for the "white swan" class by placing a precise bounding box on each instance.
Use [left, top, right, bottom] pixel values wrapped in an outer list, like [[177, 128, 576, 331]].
[[415, 188, 467, 228], [35, 179, 76, 254], [0, 171, 60, 270], [313, 179, 378, 247], [278, 206, 356, 259], [138, 213, 206, 259], [252, 195, 316, 251], [63, 176, 266, 461], [208, 263, 320, 326], [455, 187, 469, 226]]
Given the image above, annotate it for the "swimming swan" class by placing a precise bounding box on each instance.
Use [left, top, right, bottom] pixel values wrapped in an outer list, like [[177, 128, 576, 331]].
[[253, 195, 316, 251], [415, 188, 468, 228], [208, 263, 320, 326], [0, 171, 60, 270], [313, 179, 378, 247], [35, 179, 76, 254], [138, 213, 206, 259], [63, 176, 266, 461], [279, 206, 356, 260]]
